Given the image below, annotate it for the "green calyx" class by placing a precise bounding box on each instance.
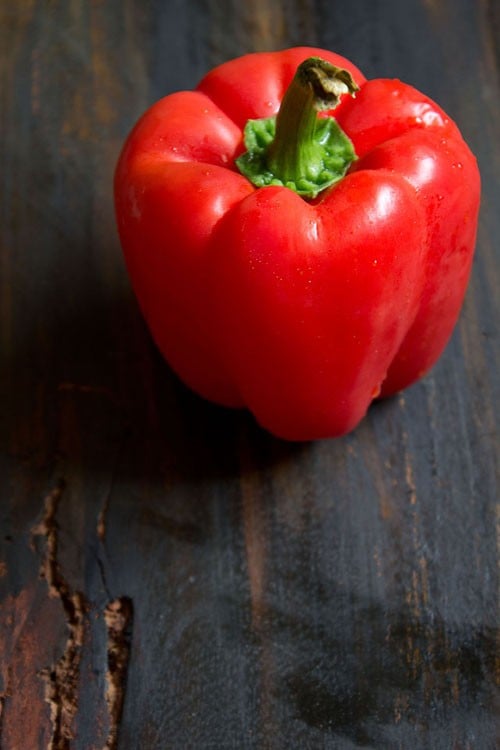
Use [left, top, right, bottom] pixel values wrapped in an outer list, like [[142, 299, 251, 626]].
[[236, 57, 359, 199]]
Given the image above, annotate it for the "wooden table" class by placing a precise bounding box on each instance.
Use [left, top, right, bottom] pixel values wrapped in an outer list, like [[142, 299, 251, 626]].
[[1, 2, 498, 748]]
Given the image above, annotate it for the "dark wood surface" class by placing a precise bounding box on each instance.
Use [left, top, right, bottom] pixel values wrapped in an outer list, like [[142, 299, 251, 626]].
[[1, 2, 499, 748]]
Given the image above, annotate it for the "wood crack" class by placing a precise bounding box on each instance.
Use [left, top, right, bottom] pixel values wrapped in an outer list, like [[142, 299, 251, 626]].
[[30, 479, 134, 748], [103, 597, 134, 750], [94, 438, 134, 749], [32, 481, 88, 750]]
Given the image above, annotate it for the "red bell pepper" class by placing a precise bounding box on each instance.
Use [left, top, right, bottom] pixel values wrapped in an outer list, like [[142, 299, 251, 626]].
[[114, 47, 480, 440]]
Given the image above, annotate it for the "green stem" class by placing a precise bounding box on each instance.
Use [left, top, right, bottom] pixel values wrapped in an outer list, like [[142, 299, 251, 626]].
[[267, 58, 359, 185], [236, 57, 359, 198]]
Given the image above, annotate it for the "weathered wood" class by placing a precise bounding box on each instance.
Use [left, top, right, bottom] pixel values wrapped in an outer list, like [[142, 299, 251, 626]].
[[0, 1, 498, 748]]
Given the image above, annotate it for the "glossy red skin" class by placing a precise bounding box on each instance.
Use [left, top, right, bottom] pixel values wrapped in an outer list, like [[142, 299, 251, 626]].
[[114, 47, 480, 440]]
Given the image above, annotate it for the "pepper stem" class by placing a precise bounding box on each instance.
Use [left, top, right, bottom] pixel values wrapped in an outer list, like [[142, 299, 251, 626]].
[[236, 57, 359, 198], [267, 58, 359, 185]]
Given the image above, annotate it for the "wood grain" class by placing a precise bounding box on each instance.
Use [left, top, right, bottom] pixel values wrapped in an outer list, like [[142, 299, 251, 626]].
[[0, 1, 498, 748]]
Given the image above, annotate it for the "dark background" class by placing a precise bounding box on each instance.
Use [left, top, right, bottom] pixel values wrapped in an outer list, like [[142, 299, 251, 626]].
[[0, 1, 498, 748]]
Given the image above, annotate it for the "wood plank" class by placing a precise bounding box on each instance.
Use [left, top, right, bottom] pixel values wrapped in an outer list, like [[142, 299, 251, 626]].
[[0, 1, 498, 747]]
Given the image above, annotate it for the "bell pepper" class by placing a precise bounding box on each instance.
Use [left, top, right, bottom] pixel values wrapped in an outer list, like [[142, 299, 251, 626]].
[[114, 47, 480, 441]]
